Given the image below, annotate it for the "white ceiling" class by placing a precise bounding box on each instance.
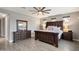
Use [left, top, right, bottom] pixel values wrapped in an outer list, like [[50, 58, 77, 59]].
[[1, 7, 79, 18], [0, 13, 7, 18]]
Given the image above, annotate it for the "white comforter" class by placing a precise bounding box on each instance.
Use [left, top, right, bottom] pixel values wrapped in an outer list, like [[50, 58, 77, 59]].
[[46, 26, 63, 39], [51, 30, 63, 39], [36, 29, 63, 39]]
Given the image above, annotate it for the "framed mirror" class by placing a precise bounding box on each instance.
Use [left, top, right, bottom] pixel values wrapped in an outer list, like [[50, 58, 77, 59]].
[[16, 20, 28, 31]]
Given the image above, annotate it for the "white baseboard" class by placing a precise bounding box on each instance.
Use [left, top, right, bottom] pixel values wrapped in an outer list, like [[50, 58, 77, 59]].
[[73, 39, 79, 41], [9, 40, 13, 43], [31, 32, 35, 38]]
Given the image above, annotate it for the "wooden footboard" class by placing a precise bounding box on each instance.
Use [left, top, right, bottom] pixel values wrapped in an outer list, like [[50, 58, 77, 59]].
[[35, 31, 58, 47]]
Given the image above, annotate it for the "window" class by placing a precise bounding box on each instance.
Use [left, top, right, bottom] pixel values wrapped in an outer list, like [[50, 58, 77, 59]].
[[51, 18, 56, 21], [63, 16, 70, 23], [63, 16, 70, 32]]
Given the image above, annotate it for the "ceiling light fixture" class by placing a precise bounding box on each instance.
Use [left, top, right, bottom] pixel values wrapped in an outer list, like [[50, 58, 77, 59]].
[[31, 7, 51, 15]]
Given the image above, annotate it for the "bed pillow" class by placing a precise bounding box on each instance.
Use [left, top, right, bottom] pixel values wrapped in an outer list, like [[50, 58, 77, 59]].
[[47, 26, 61, 31], [47, 26, 54, 30], [52, 26, 57, 30], [57, 27, 61, 30], [52, 26, 61, 32]]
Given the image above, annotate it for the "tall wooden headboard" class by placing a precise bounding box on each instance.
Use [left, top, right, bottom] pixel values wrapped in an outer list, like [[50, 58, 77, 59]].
[[46, 21, 63, 30]]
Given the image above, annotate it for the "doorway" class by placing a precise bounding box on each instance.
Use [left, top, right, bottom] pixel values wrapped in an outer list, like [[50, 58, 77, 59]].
[[0, 13, 8, 42], [0, 18, 5, 38]]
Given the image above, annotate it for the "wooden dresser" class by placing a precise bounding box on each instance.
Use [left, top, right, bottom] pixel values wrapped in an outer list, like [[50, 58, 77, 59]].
[[63, 30, 73, 41], [13, 30, 31, 43]]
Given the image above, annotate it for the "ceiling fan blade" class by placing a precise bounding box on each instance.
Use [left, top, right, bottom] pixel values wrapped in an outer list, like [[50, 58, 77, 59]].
[[43, 9, 51, 11], [32, 12, 37, 14], [43, 11, 50, 14], [29, 10, 37, 12], [33, 7, 39, 11], [41, 7, 46, 10]]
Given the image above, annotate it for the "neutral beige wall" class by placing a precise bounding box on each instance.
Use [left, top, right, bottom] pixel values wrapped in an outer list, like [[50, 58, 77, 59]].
[[0, 8, 40, 42], [41, 12, 79, 40]]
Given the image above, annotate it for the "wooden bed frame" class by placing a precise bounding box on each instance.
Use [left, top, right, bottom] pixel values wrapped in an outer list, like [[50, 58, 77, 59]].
[[35, 21, 63, 47]]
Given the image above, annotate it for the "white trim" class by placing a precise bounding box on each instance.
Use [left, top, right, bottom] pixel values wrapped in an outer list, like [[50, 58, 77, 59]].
[[5, 15, 8, 40], [73, 39, 79, 41], [9, 39, 13, 43]]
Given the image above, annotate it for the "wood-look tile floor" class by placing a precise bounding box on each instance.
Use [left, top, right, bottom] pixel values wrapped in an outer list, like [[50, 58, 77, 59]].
[[0, 38, 79, 51]]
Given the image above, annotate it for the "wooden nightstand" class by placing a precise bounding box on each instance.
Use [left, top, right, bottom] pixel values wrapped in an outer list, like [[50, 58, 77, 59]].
[[63, 30, 73, 41]]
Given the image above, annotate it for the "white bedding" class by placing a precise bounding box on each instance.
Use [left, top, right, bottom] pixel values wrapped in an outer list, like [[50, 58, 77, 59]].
[[35, 26, 63, 39], [51, 30, 63, 39], [46, 26, 63, 39], [36, 29, 63, 39]]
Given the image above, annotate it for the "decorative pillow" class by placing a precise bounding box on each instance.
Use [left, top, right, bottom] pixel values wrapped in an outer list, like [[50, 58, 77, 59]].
[[57, 27, 61, 30], [52, 26, 61, 32], [47, 26, 61, 32], [53, 26, 58, 31], [47, 26, 54, 30]]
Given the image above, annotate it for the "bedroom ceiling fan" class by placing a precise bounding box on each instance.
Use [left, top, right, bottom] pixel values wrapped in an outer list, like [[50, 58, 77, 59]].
[[21, 7, 51, 15], [31, 7, 51, 15]]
